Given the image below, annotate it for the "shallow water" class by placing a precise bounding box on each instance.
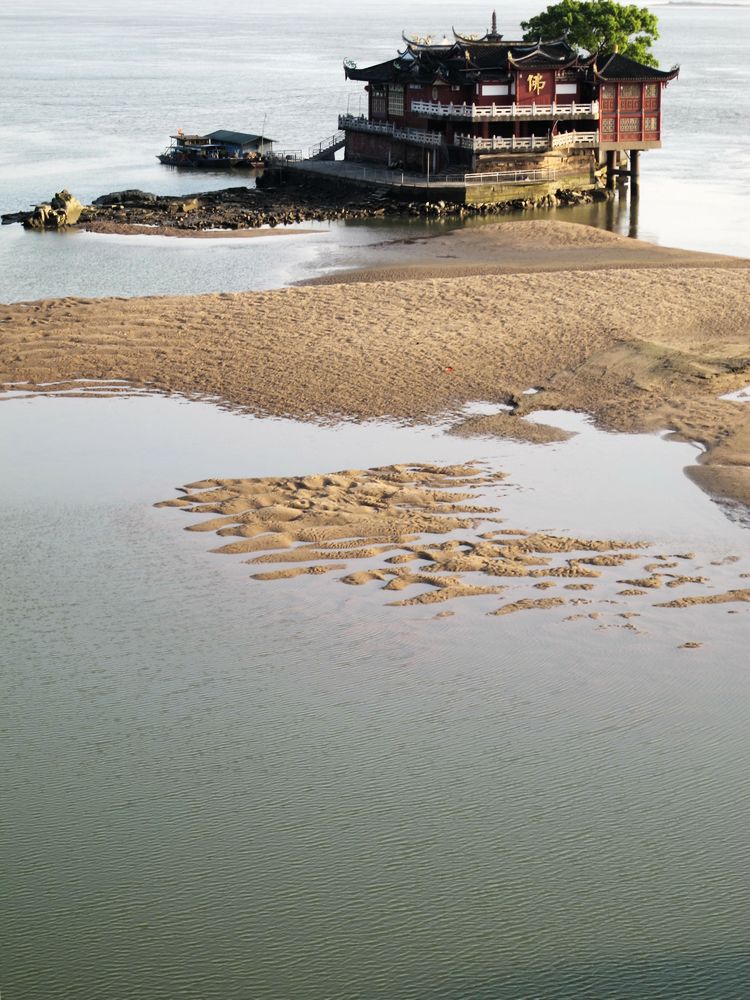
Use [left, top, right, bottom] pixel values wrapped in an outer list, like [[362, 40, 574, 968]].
[[2, 393, 749, 1000]]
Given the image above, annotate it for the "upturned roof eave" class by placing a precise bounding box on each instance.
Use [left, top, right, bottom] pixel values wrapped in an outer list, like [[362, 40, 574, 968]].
[[593, 52, 680, 82], [509, 52, 581, 69]]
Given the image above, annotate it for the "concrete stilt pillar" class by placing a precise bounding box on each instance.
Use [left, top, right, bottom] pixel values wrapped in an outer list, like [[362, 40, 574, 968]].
[[604, 191, 616, 230], [630, 149, 640, 195], [606, 150, 616, 190], [628, 187, 640, 238]]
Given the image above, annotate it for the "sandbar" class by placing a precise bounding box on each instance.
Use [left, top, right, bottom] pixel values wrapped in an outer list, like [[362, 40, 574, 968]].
[[81, 221, 319, 238], [2, 220, 750, 508], [154, 462, 749, 626]]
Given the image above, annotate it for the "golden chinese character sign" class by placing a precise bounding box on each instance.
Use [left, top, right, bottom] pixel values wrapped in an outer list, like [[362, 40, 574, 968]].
[[527, 73, 546, 96]]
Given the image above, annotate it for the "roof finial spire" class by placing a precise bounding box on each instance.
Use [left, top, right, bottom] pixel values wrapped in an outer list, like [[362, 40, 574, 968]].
[[491, 9, 497, 35]]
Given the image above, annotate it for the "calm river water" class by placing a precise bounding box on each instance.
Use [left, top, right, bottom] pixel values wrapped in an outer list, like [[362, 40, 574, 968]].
[[0, 0, 748, 302], [2, 2, 750, 998], [3, 395, 750, 999]]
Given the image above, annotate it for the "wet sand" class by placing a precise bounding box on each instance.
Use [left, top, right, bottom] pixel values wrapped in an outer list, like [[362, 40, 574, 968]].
[[156, 461, 750, 620], [306, 220, 749, 284], [2, 221, 750, 507], [81, 221, 319, 238]]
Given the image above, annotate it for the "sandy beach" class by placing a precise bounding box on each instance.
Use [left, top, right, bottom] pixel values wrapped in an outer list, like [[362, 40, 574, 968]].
[[2, 221, 749, 508]]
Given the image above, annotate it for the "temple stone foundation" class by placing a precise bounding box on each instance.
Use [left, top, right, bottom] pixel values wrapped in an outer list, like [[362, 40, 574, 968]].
[[270, 159, 600, 206]]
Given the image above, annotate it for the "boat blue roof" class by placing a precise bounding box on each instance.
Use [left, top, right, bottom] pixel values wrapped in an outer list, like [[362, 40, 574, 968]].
[[204, 130, 274, 145]]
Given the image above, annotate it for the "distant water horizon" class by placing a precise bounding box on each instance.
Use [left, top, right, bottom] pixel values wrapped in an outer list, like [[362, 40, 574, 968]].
[[0, 0, 748, 303]]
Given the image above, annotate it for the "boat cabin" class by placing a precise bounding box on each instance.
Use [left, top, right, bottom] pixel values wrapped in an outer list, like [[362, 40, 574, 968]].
[[159, 129, 275, 168], [203, 130, 275, 157]]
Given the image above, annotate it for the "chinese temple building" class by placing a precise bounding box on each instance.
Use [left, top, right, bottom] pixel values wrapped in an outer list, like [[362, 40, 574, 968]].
[[340, 13, 678, 189]]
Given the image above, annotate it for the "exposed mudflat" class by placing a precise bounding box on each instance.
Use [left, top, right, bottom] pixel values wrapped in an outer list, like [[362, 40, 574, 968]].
[[305, 220, 748, 283], [2, 222, 749, 508], [155, 461, 750, 622]]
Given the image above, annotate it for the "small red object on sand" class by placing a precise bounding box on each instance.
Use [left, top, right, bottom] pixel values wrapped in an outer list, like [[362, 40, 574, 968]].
[[445, 366, 454, 373]]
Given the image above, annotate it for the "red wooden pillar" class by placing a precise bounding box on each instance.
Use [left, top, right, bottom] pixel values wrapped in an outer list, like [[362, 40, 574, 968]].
[[616, 83, 621, 142]]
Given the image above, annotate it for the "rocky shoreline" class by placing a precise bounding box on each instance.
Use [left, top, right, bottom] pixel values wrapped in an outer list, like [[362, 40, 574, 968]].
[[1, 176, 609, 234]]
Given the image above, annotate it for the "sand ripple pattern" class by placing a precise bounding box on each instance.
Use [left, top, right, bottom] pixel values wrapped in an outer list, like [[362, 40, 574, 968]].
[[4, 258, 750, 510], [157, 463, 750, 621]]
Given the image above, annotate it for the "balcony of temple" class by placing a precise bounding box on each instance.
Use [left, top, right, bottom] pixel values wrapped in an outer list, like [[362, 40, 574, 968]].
[[455, 131, 598, 153], [338, 114, 443, 148], [410, 99, 599, 122]]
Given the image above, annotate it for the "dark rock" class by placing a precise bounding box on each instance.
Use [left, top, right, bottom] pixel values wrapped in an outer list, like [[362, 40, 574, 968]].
[[92, 189, 157, 207], [1, 210, 32, 225]]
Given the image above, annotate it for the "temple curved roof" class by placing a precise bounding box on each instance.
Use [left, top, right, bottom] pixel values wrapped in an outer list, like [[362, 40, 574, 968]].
[[401, 31, 453, 50], [344, 58, 401, 84], [345, 38, 582, 84], [594, 52, 679, 82], [343, 22, 675, 86]]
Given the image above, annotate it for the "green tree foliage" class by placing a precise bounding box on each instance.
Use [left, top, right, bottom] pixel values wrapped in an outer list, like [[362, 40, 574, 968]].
[[521, 0, 660, 67]]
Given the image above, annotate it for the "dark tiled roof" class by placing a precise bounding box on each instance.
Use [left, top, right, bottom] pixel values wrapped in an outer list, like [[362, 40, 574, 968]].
[[345, 38, 580, 85], [509, 41, 578, 63], [595, 53, 679, 81], [345, 59, 400, 83]]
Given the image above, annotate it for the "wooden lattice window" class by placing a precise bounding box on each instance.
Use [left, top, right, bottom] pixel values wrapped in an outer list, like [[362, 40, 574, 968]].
[[621, 84, 640, 99], [601, 117, 616, 135], [644, 116, 658, 132], [371, 86, 386, 116], [388, 84, 404, 116], [620, 116, 642, 132], [601, 84, 616, 112], [644, 83, 659, 111]]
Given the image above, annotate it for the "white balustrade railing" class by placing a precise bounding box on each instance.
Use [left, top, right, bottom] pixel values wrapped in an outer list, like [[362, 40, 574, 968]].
[[455, 134, 551, 152], [338, 114, 442, 147], [412, 99, 599, 121], [551, 131, 598, 148], [456, 131, 599, 153]]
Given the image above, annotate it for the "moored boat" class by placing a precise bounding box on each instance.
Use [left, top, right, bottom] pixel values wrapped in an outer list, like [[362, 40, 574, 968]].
[[158, 129, 275, 170]]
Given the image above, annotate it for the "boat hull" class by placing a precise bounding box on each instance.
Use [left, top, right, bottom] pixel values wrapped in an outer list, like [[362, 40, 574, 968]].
[[157, 154, 262, 171]]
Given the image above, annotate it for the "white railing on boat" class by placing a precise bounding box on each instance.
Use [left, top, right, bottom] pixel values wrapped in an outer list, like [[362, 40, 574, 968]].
[[338, 114, 443, 147], [412, 100, 599, 121]]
